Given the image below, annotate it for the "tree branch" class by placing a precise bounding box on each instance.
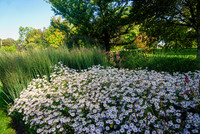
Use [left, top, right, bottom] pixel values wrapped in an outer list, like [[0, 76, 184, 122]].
[[187, 0, 197, 28], [165, 19, 194, 29]]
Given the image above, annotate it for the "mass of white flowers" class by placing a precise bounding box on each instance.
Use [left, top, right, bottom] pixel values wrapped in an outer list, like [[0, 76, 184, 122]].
[[9, 62, 200, 134]]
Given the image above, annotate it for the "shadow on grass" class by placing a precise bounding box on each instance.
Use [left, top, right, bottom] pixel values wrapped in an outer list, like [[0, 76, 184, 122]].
[[10, 117, 26, 134], [0, 89, 26, 134]]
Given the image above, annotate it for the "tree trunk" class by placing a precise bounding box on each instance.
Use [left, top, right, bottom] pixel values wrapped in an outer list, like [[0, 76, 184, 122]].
[[197, 0, 200, 59], [105, 41, 111, 52], [103, 29, 111, 52]]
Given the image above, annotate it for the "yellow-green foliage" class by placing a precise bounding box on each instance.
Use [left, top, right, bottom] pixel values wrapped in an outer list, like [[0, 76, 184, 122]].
[[1, 46, 17, 52], [45, 27, 65, 48], [0, 110, 16, 134]]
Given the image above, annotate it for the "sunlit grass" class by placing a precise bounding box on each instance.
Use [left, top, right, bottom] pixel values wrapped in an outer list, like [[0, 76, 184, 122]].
[[146, 54, 196, 59], [0, 83, 16, 134], [0, 110, 16, 134], [119, 49, 200, 74]]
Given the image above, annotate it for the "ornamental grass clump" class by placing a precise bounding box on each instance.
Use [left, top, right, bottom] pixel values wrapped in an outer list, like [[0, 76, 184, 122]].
[[9, 63, 200, 134], [0, 47, 105, 103]]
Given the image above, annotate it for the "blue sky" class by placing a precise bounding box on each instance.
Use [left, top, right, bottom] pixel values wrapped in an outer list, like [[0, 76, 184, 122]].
[[0, 0, 54, 40]]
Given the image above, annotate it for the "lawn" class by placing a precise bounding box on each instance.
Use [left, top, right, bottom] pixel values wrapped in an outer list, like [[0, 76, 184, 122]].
[[147, 48, 197, 59], [0, 84, 16, 134], [0, 110, 15, 134], [117, 48, 199, 74]]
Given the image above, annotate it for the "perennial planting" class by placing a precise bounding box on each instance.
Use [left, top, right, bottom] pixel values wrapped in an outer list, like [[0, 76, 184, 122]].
[[106, 51, 122, 68], [9, 63, 200, 133]]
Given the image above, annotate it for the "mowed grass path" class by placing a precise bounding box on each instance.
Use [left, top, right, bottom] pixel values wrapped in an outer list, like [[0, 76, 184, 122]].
[[0, 84, 16, 134]]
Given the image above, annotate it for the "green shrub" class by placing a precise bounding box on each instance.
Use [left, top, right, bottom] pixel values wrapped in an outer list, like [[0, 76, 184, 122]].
[[119, 51, 148, 69]]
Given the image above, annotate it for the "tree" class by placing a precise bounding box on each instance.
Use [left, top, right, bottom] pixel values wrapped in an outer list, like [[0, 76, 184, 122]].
[[129, 0, 200, 58], [0, 38, 18, 52], [139, 19, 197, 50], [18, 27, 48, 49], [18, 23, 67, 49], [50, 16, 79, 48], [160, 25, 196, 50], [134, 33, 157, 51], [18, 26, 34, 43], [50, 16, 71, 35], [25, 29, 46, 46], [45, 0, 133, 51], [1, 38, 17, 46], [44, 26, 65, 48]]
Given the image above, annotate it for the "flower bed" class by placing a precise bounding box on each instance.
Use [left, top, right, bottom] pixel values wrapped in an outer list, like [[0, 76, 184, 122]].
[[9, 63, 200, 133]]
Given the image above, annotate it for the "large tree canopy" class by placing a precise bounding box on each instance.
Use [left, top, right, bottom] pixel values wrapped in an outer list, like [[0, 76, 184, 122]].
[[46, 0, 200, 58], [129, 0, 200, 58], [46, 0, 133, 51]]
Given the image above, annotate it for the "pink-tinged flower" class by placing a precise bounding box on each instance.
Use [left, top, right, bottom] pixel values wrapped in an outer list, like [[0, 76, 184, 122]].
[[110, 58, 114, 61], [116, 56, 120, 61], [185, 91, 189, 94], [113, 62, 116, 66], [118, 63, 121, 67], [105, 51, 110, 55], [115, 51, 119, 56], [109, 52, 113, 56], [185, 74, 189, 83]]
